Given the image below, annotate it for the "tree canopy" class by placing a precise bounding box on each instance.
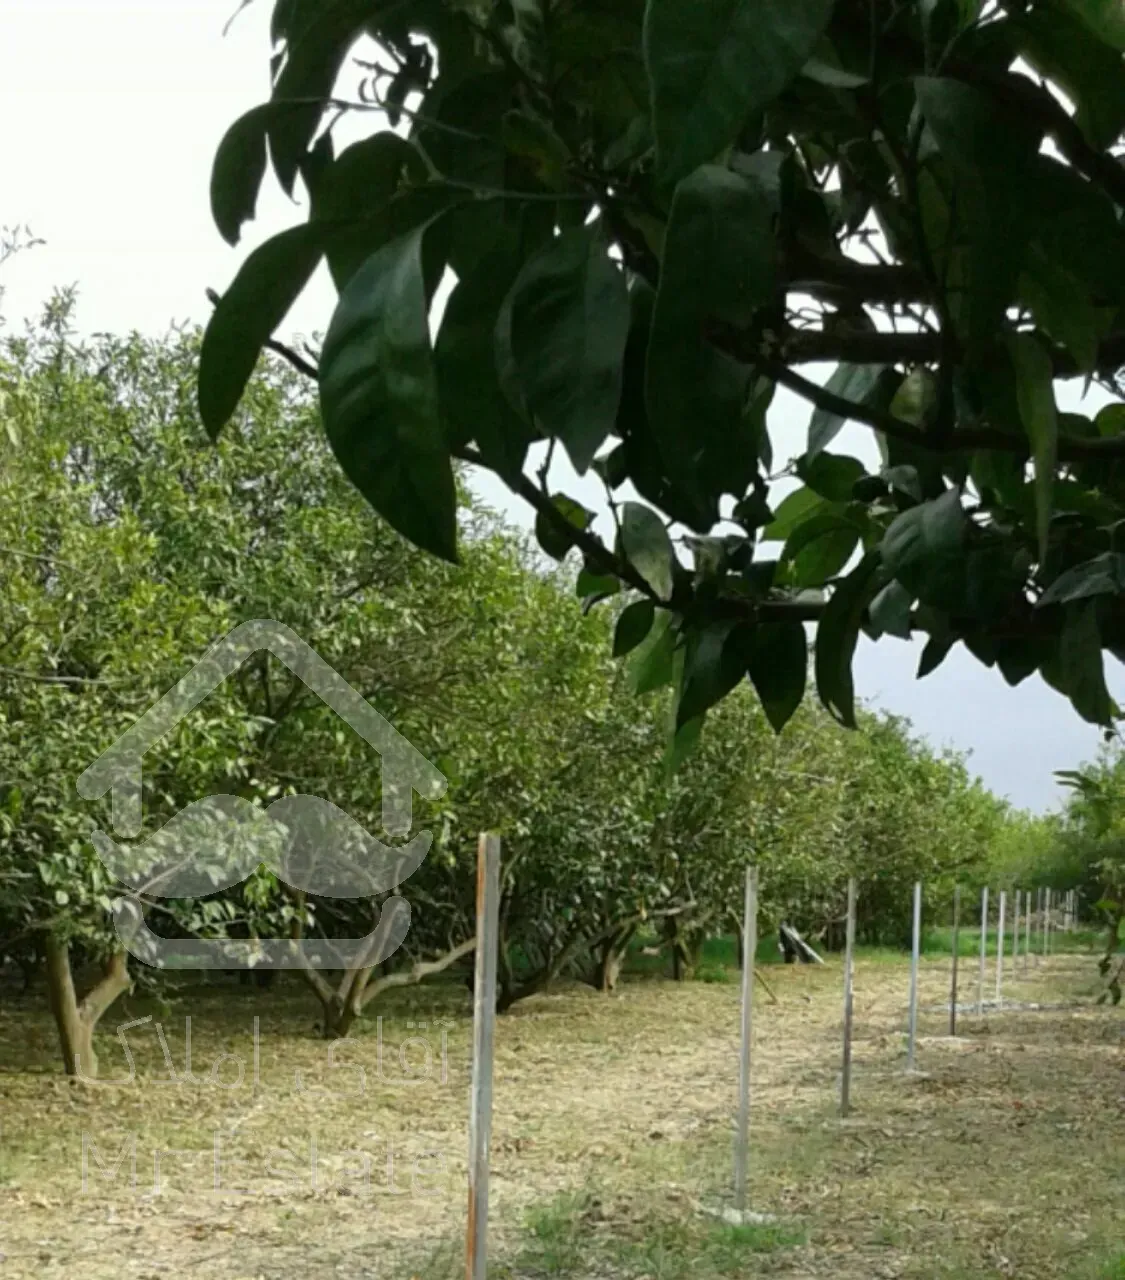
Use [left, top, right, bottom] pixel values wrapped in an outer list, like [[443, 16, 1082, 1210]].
[[202, 0, 1125, 745]]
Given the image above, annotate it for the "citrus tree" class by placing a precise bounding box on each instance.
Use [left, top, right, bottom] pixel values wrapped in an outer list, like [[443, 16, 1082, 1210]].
[[202, 0, 1125, 749]]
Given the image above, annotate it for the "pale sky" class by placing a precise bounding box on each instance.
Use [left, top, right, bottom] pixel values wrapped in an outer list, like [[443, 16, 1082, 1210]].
[[2, 0, 1118, 811]]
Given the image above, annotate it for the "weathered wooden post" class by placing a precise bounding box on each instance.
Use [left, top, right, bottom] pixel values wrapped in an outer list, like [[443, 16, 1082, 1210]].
[[466, 833, 501, 1280], [734, 865, 758, 1212], [840, 877, 857, 1118], [907, 881, 922, 1070], [949, 885, 961, 1036], [977, 886, 989, 1015]]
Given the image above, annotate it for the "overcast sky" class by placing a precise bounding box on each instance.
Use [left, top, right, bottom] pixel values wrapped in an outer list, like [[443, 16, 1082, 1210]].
[[3, 0, 1119, 812]]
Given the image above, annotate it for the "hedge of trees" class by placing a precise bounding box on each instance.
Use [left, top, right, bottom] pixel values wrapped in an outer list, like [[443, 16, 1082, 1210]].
[[1, 308, 1017, 1073]]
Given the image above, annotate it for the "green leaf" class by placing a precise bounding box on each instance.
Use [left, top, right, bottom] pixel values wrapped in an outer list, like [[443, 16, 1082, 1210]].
[[620, 502, 677, 601], [814, 552, 881, 727], [761, 487, 825, 542], [1038, 552, 1125, 608], [745, 621, 808, 732], [645, 165, 773, 505], [781, 514, 861, 588], [577, 567, 621, 601], [211, 104, 276, 246], [663, 714, 705, 774], [502, 110, 572, 189], [629, 609, 677, 694], [643, 0, 836, 184], [199, 224, 323, 438], [880, 488, 967, 598], [677, 621, 748, 726], [319, 221, 458, 563], [435, 241, 534, 480], [869, 580, 913, 639], [918, 634, 955, 678], [1006, 332, 1058, 565], [915, 77, 1040, 346], [808, 364, 886, 458], [796, 452, 866, 502], [534, 494, 593, 561], [614, 599, 657, 657], [268, 0, 375, 194], [1059, 0, 1125, 50], [1050, 600, 1115, 725], [1018, 246, 1104, 373], [509, 226, 631, 473], [311, 134, 433, 289]]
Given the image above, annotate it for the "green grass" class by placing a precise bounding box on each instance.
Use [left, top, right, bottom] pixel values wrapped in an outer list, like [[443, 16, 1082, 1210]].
[[514, 1189, 805, 1280], [1096, 1254, 1125, 1280]]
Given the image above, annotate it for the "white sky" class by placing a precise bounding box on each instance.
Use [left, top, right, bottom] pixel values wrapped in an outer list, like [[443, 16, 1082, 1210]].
[[2, 0, 1119, 812]]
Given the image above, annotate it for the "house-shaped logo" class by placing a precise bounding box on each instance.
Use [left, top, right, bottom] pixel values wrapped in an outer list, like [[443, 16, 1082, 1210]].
[[77, 620, 447, 971]]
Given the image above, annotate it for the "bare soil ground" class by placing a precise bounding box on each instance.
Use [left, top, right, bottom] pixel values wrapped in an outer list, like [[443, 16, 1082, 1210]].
[[0, 952, 1121, 1280]]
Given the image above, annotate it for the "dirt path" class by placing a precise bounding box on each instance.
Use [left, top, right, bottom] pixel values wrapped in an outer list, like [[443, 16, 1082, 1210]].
[[0, 956, 1120, 1279]]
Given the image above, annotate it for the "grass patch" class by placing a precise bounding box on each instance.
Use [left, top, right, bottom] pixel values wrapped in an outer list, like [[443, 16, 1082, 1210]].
[[519, 1190, 592, 1275], [609, 1214, 806, 1280]]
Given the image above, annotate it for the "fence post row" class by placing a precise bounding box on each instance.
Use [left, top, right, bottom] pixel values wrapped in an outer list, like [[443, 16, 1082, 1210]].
[[977, 886, 989, 1015], [995, 890, 1006, 1008]]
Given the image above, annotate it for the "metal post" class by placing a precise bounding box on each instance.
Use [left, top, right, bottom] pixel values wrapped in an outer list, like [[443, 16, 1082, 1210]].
[[1012, 889, 1021, 970], [466, 833, 501, 1280], [1043, 888, 1051, 958], [907, 881, 922, 1070], [734, 866, 758, 1211], [949, 885, 961, 1036], [840, 878, 857, 1118], [1024, 889, 1031, 971], [977, 886, 989, 1015], [995, 890, 1006, 1007]]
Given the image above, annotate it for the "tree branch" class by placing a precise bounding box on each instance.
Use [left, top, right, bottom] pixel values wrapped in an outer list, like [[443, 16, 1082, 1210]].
[[356, 934, 476, 1012]]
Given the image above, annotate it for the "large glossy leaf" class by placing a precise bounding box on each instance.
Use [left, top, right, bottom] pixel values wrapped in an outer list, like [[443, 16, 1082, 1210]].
[[781, 513, 861, 588], [745, 621, 808, 732], [199, 225, 323, 438], [211, 104, 276, 246], [509, 226, 631, 473], [677, 621, 749, 727], [868, 580, 913, 639], [796, 452, 866, 502], [808, 364, 887, 458], [311, 133, 431, 289], [814, 552, 881, 727], [629, 608, 677, 694], [620, 502, 676, 601], [1006, 332, 1058, 565], [319, 221, 458, 563], [761, 487, 826, 542], [435, 241, 534, 480], [1047, 600, 1115, 724], [614, 599, 657, 657], [643, 0, 836, 184], [269, 0, 388, 194], [915, 77, 1040, 346], [534, 494, 593, 561], [881, 488, 966, 599], [1038, 552, 1125, 608], [1059, 0, 1125, 50]]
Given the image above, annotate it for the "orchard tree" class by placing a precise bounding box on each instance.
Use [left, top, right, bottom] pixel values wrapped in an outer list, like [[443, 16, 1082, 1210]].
[[202, 0, 1125, 747]]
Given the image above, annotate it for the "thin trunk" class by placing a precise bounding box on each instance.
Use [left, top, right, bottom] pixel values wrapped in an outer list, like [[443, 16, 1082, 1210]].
[[44, 938, 131, 1079]]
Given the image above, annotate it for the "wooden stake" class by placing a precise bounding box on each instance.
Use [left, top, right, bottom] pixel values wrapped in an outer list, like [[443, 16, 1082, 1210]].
[[995, 890, 1006, 1007], [907, 880, 921, 1070], [840, 878, 857, 1118], [977, 886, 989, 1015], [734, 866, 758, 1211], [466, 833, 500, 1280], [949, 885, 961, 1037]]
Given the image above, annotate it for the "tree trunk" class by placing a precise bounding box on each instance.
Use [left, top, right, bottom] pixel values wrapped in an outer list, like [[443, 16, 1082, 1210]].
[[44, 938, 131, 1079]]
